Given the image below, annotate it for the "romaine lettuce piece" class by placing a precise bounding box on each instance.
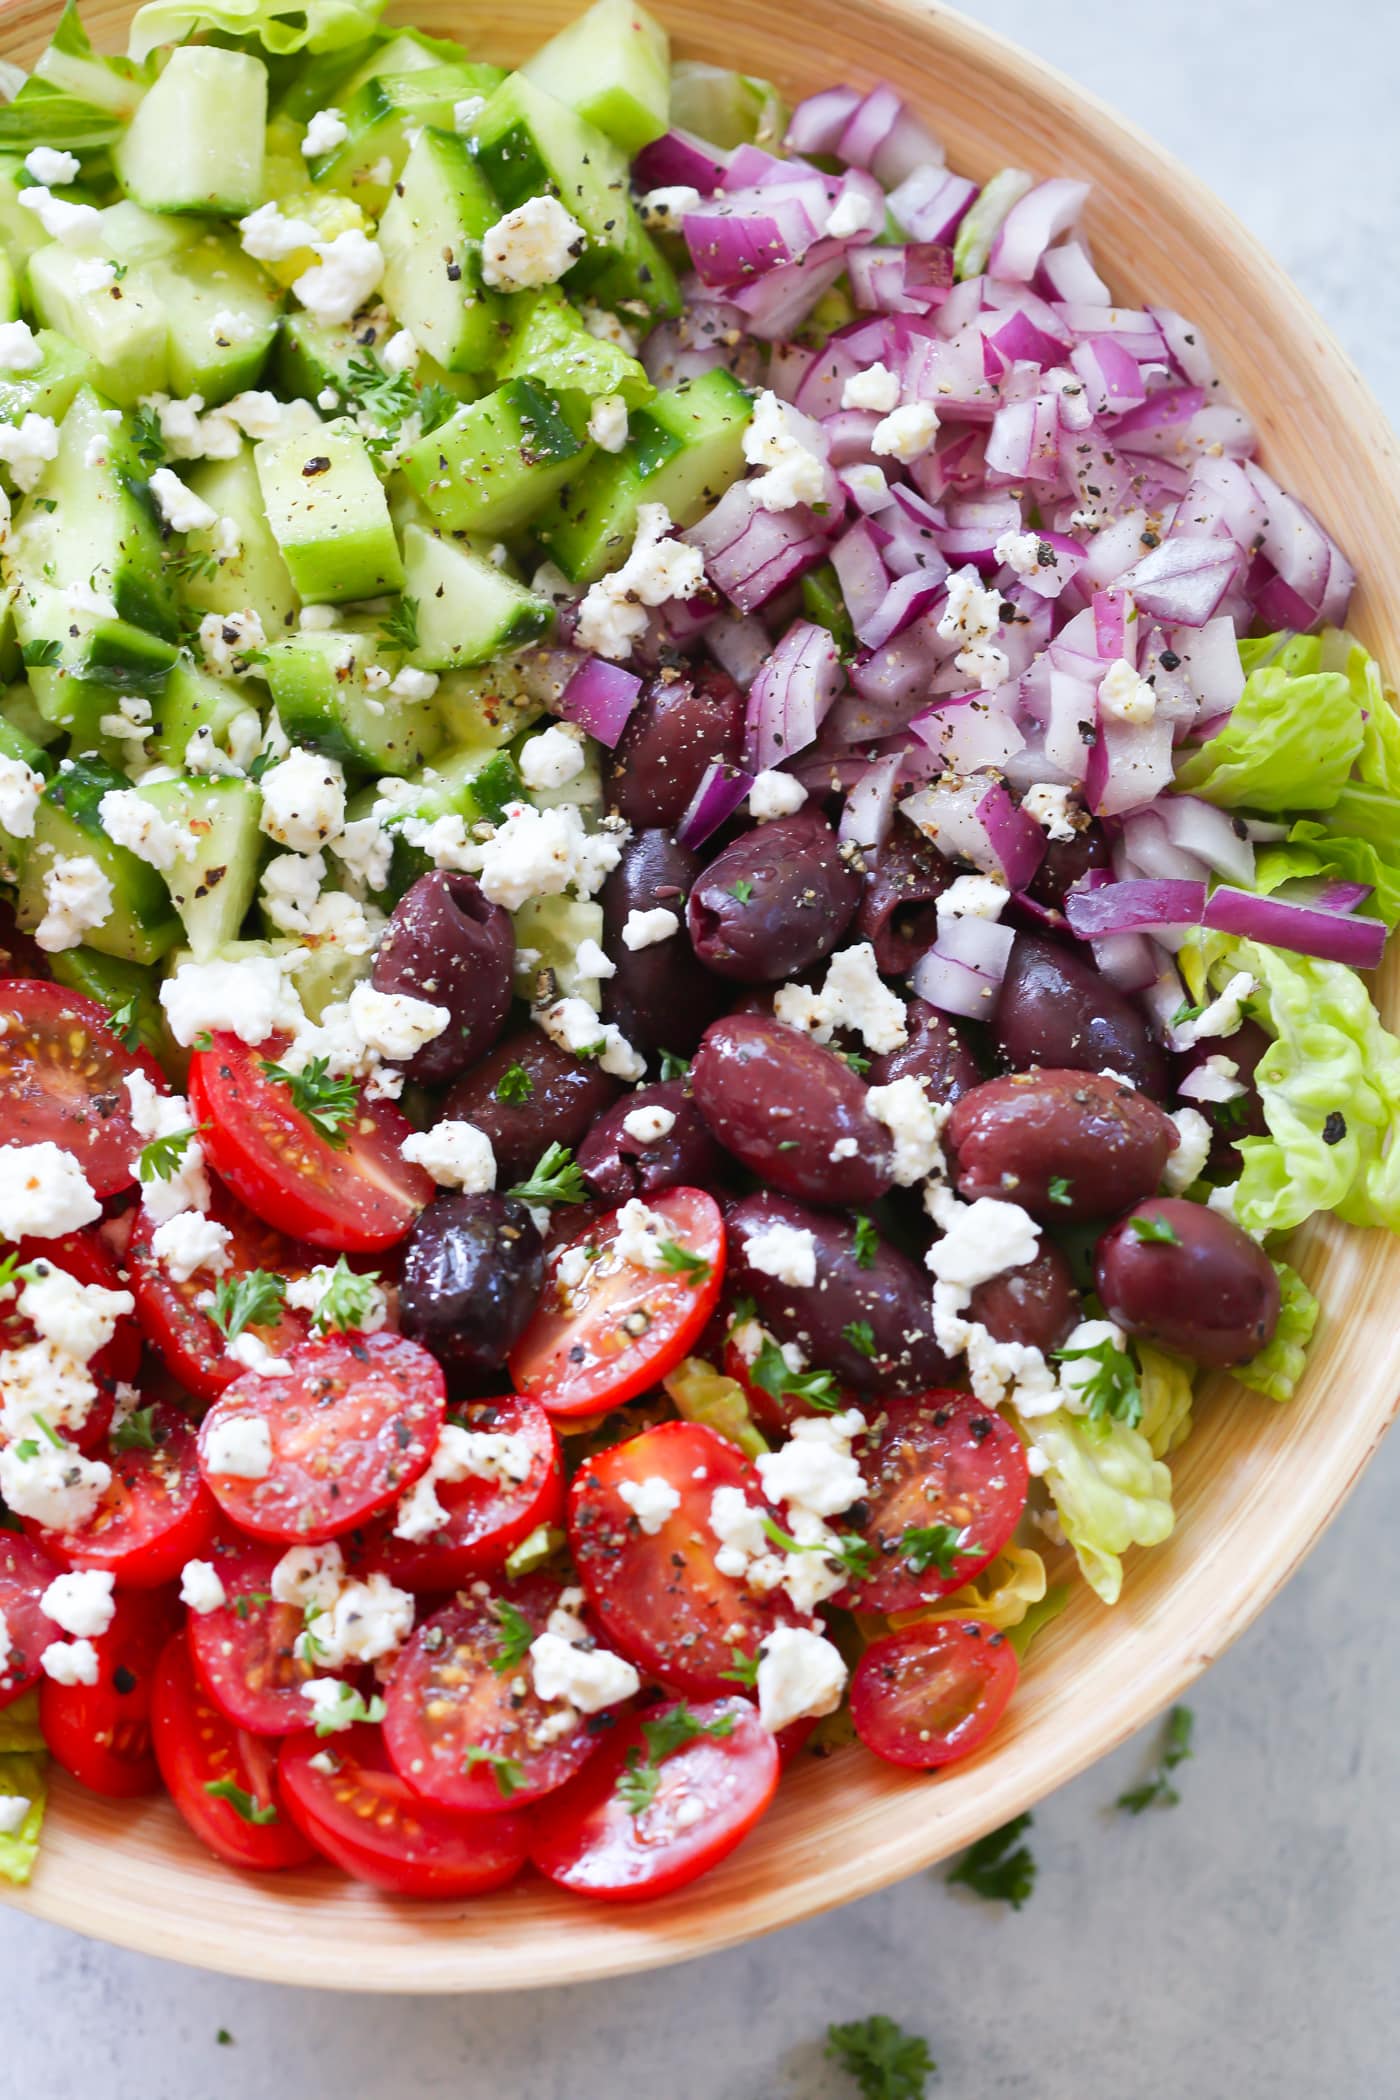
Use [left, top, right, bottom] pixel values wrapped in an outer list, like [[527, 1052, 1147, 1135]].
[[1174, 630, 1365, 812], [129, 0, 383, 61], [1020, 1411, 1174, 1606], [1233, 1262, 1319, 1403]]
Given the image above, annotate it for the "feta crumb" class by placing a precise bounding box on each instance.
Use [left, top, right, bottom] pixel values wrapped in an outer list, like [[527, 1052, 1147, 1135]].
[[147, 466, 218, 535], [1178, 1053, 1245, 1105], [347, 982, 449, 1064], [748, 769, 808, 821], [519, 723, 586, 791], [292, 228, 384, 327], [872, 400, 939, 463], [160, 952, 305, 1048], [866, 1076, 949, 1186], [1098, 655, 1156, 725], [17, 1262, 131, 1364], [271, 1542, 344, 1612], [400, 1119, 496, 1191], [842, 361, 900, 413], [259, 746, 346, 854], [587, 393, 629, 452], [742, 390, 828, 512], [581, 302, 639, 354], [41, 1569, 115, 1639], [296, 1573, 414, 1668], [301, 107, 349, 157], [0, 1434, 109, 1530], [151, 1210, 233, 1283], [1163, 1105, 1213, 1193], [0, 412, 59, 491], [452, 799, 626, 910], [755, 1624, 847, 1733], [72, 256, 116, 295], [574, 936, 615, 980], [926, 1195, 1040, 1290], [616, 1474, 681, 1535], [203, 1413, 273, 1479], [0, 755, 44, 840], [0, 320, 43, 373], [180, 1560, 228, 1615], [936, 874, 1007, 922], [34, 854, 112, 952], [773, 942, 907, 1055], [390, 666, 438, 701], [1174, 971, 1256, 1049], [17, 185, 99, 245], [621, 906, 679, 950], [574, 502, 706, 660], [535, 995, 644, 1080], [0, 1143, 100, 1239], [98, 787, 191, 873], [637, 184, 702, 226], [1021, 781, 1077, 841], [40, 1637, 100, 1686], [24, 146, 81, 186], [237, 200, 319, 262], [480, 195, 586, 292], [742, 1219, 817, 1288], [621, 1104, 676, 1144]]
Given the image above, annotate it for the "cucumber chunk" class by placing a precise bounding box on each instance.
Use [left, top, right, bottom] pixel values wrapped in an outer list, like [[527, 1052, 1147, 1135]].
[[401, 524, 553, 671], [309, 65, 503, 216], [520, 0, 670, 155], [176, 445, 298, 634], [254, 423, 404, 603], [496, 285, 653, 408], [399, 376, 587, 536], [377, 127, 502, 374], [151, 239, 282, 404], [115, 48, 268, 217], [27, 246, 169, 406], [48, 947, 171, 1065], [262, 629, 443, 776], [149, 658, 263, 774], [10, 588, 179, 743], [136, 775, 264, 959], [15, 756, 181, 966], [0, 329, 94, 427]]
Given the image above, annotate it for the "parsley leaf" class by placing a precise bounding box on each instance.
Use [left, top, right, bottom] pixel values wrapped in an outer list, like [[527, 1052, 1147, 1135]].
[[129, 403, 166, 468], [137, 1126, 198, 1185], [1117, 1703, 1194, 1813], [1129, 1212, 1181, 1246], [657, 1049, 690, 1081], [843, 1319, 877, 1359], [461, 1745, 526, 1799], [310, 1685, 386, 1738], [203, 1778, 278, 1825], [719, 1645, 760, 1688], [1171, 999, 1204, 1029], [838, 1049, 871, 1076], [898, 1522, 978, 1579], [507, 1141, 586, 1207], [310, 1255, 382, 1335], [378, 595, 420, 653], [852, 1215, 879, 1270], [947, 1812, 1037, 1909], [1046, 1175, 1073, 1208], [493, 1061, 535, 1106], [210, 1269, 286, 1346], [105, 993, 143, 1052], [655, 1239, 711, 1286], [1051, 1336, 1142, 1431], [825, 2015, 936, 2100], [616, 1703, 736, 1816], [728, 878, 754, 903], [259, 1054, 359, 1147], [748, 1335, 844, 1415], [762, 1513, 874, 1584], [488, 1597, 535, 1675], [20, 637, 61, 668], [110, 1405, 159, 1454]]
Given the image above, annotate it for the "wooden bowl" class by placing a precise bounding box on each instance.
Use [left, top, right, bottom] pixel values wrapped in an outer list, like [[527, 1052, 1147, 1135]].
[[3, 0, 1398, 1994]]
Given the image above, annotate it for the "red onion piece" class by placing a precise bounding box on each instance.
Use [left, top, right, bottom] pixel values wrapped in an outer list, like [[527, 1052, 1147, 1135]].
[[909, 698, 1026, 776], [1156, 794, 1255, 885], [838, 751, 903, 853], [1201, 886, 1386, 969], [784, 86, 862, 158], [745, 619, 845, 771], [632, 128, 729, 193], [887, 165, 976, 243], [676, 760, 756, 848], [558, 658, 643, 748], [1118, 537, 1242, 627], [705, 610, 772, 690], [1090, 931, 1161, 993], [1063, 877, 1207, 937], [909, 944, 1003, 1019], [989, 178, 1090, 282]]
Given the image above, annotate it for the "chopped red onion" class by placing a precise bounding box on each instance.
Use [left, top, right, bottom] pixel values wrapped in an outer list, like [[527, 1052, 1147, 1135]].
[[632, 128, 729, 193], [1063, 877, 1207, 937], [909, 697, 1026, 774], [1118, 537, 1242, 627], [838, 751, 904, 852], [1089, 931, 1161, 993], [558, 658, 643, 747], [909, 944, 1003, 1019], [1201, 886, 1386, 969], [988, 179, 1090, 282], [1156, 793, 1256, 885], [887, 164, 976, 244], [745, 619, 845, 770], [784, 86, 862, 158], [705, 610, 772, 690], [686, 482, 831, 614], [676, 760, 756, 848]]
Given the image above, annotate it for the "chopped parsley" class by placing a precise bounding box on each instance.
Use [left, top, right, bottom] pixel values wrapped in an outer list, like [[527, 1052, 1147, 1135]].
[[899, 1522, 978, 1579], [825, 2015, 936, 2100], [1128, 1212, 1181, 1246], [762, 1513, 874, 1584], [259, 1054, 359, 1147], [20, 637, 61, 668], [657, 1049, 690, 1081], [852, 1215, 879, 1269], [1046, 1175, 1073, 1208], [210, 1269, 286, 1345], [1051, 1335, 1142, 1431], [1117, 1703, 1195, 1813], [656, 1239, 711, 1286], [378, 595, 420, 653], [105, 994, 144, 1052], [728, 878, 754, 903], [110, 1405, 159, 1454], [748, 1335, 844, 1414], [203, 1778, 278, 1825], [493, 1062, 535, 1106], [838, 1050, 871, 1075], [129, 402, 166, 468], [310, 1255, 382, 1335], [461, 1745, 526, 1799], [507, 1141, 587, 1207], [719, 1645, 761, 1689], [842, 1319, 877, 1359], [137, 1126, 199, 1185], [310, 1686, 386, 1738], [616, 1703, 736, 1816], [947, 1812, 1037, 1909], [488, 1597, 536, 1675]]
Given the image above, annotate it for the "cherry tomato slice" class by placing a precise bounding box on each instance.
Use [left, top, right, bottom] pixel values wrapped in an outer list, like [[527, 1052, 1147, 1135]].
[[849, 1618, 1019, 1770], [197, 1332, 445, 1545], [383, 1575, 614, 1814], [39, 1584, 182, 1797], [189, 1032, 432, 1255], [509, 1187, 725, 1417], [529, 1695, 779, 1902], [359, 1394, 565, 1593], [0, 980, 167, 1197], [568, 1420, 802, 1699], [187, 1535, 340, 1736], [841, 1392, 1029, 1615], [151, 1632, 319, 1870], [279, 1723, 531, 1898], [126, 1186, 317, 1403], [1, 1228, 143, 1406], [34, 1401, 218, 1588], [0, 1532, 63, 1707]]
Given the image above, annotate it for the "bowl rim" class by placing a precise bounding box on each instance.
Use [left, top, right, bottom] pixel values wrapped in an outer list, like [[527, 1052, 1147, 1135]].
[[3, 0, 1399, 1993]]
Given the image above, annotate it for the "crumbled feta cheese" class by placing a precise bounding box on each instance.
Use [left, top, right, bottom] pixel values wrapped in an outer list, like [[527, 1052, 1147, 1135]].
[[574, 502, 706, 660], [451, 799, 626, 910], [24, 146, 80, 186], [260, 746, 346, 854], [453, 94, 485, 130], [0, 756, 44, 840], [124, 1069, 212, 1223], [617, 1474, 681, 1535], [390, 665, 438, 701], [480, 195, 586, 291], [209, 309, 258, 347], [937, 565, 1009, 688], [259, 849, 325, 935], [160, 952, 305, 1049], [621, 1104, 676, 1144], [574, 935, 615, 980], [826, 182, 885, 239], [613, 1195, 671, 1270], [400, 1119, 496, 1191], [147, 466, 218, 535], [0, 320, 43, 373], [1098, 655, 1156, 725], [748, 769, 808, 821], [581, 302, 639, 354], [528, 1630, 640, 1714], [180, 1560, 228, 1614], [519, 723, 586, 791], [347, 982, 449, 1064], [17, 186, 99, 245], [301, 106, 349, 157], [0, 1795, 31, 1836], [866, 1076, 949, 1186], [330, 814, 393, 893], [151, 1210, 232, 1284], [587, 393, 629, 452], [0, 412, 59, 491], [936, 874, 1008, 922], [34, 853, 112, 953], [773, 941, 907, 1055], [1179, 1053, 1245, 1105], [293, 228, 384, 327], [742, 1219, 817, 1288], [621, 906, 679, 950], [72, 256, 116, 295], [637, 184, 702, 226], [756, 1409, 867, 1521], [391, 1423, 531, 1541], [872, 400, 938, 463], [238, 200, 319, 262], [0, 1434, 109, 1530], [0, 1336, 95, 1444], [755, 1624, 847, 1733], [198, 606, 267, 679], [296, 1573, 414, 1668], [742, 390, 828, 512], [1021, 781, 1077, 841], [98, 787, 191, 874], [1174, 971, 1256, 1049], [203, 1414, 273, 1478], [535, 996, 645, 1080], [927, 1195, 1041, 1291], [0, 1143, 100, 1240], [283, 1263, 388, 1333], [41, 1637, 99, 1686], [17, 1263, 131, 1364], [226, 1331, 292, 1377], [1163, 1105, 1213, 1194], [300, 1678, 371, 1732], [381, 327, 418, 375], [271, 1543, 345, 1612], [842, 362, 900, 413], [40, 1569, 115, 1639]]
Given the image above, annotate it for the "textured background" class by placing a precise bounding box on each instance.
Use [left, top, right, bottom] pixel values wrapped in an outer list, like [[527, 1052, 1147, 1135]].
[[5, 0, 1398, 2092]]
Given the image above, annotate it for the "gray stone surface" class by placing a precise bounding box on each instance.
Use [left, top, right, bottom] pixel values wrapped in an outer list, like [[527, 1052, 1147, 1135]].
[[3, 2, 1397, 2093]]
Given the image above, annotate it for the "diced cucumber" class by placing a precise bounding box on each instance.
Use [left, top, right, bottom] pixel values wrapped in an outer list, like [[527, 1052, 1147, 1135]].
[[371, 741, 522, 899], [0, 251, 17, 324], [176, 444, 298, 634], [269, 32, 390, 123], [90, 201, 200, 266], [339, 29, 476, 98], [399, 376, 588, 535], [11, 589, 179, 742], [435, 666, 545, 751], [1, 683, 61, 752], [0, 708, 51, 775], [136, 774, 264, 958], [512, 894, 605, 1008], [0, 329, 94, 427], [289, 930, 376, 1023], [254, 423, 404, 603], [16, 756, 181, 966], [496, 285, 653, 408], [149, 658, 263, 774], [151, 237, 282, 403], [0, 158, 53, 267], [276, 312, 369, 404], [48, 948, 171, 1066], [537, 366, 752, 583], [401, 523, 552, 671], [27, 247, 168, 406], [520, 0, 670, 155], [115, 48, 268, 217], [262, 629, 443, 776], [309, 66, 502, 216], [377, 127, 502, 373]]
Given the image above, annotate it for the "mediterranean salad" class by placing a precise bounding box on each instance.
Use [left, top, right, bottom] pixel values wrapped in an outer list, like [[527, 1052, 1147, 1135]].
[[0, 0, 1395, 1906]]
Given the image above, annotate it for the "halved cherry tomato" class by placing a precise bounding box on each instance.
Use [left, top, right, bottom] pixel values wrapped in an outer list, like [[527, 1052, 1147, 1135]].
[[0, 980, 167, 1196], [359, 1394, 565, 1592], [189, 1032, 432, 1254], [529, 1695, 779, 1902], [849, 1618, 1019, 1769], [840, 1392, 1029, 1615], [383, 1575, 614, 1814], [279, 1723, 531, 1898], [126, 1186, 317, 1403], [187, 1535, 339, 1736], [509, 1188, 725, 1417], [0, 1532, 63, 1707], [150, 1632, 319, 1869], [568, 1420, 802, 1699], [39, 1584, 182, 1797], [197, 1332, 445, 1544], [34, 1401, 218, 1588]]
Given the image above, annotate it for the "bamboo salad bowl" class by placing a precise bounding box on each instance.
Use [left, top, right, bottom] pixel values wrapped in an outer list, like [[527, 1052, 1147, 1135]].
[[1, 0, 1397, 1996]]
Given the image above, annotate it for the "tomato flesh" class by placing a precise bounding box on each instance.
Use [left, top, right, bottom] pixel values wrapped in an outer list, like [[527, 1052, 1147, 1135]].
[[0, 979, 166, 1196], [197, 1331, 445, 1544], [39, 1584, 182, 1797], [849, 1618, 1019, 1769], [842, 1392, 1029, 1614], [568, 1420, 802, 1699], [383, 1575, 614, 1814], [35, 1401, 218, 1588], [529, 1696, 779, 1902], [189, 1033, 432, 1254], [151, 1632, 319, 1869], [279, 1723, 531, 1898], [509, 1187, 725, 1417], [0, 1532, 63, 1707], [186, 1535, 338, 1735]]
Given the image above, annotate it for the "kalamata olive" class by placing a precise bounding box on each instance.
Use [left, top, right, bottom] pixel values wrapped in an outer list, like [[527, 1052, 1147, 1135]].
[[690, 1014, 895, 1205], [400, 1193, 545, 1374], [1025, 819, 1112, 910], [968, 1242, 1080, 1354], [867, 996, 981, 1104], [577, 1080, 724, 1201], [947, 1069, 1178, 1222], [727, 1192, 957, 1396], [606, 662, 745, 828], [443, 1031, 621, 1185], [371, 870, 514, 1084], [1174, 1018, 1271, 1163], [600, 829, 727, 1057], [1094, 1197, 1281, 1366], [856, 815, 953, 975], [993, 933, 1168, 1098], [687, 812, 862, 982]]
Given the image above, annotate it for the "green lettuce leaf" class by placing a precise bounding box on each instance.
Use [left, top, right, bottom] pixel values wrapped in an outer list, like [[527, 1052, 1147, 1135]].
[[0, 1751, 46, 1886], [668, 61, 786, 151], [129, 0, 384, 63], [1136, 1343, 1195, 1459], [1174, 631, 1365, 812], [1258, 826, 1400, 929], [1022, 1412, 1174, 1606], [0, 0, 146, 148], [1233, 1262, 1319, 1403]]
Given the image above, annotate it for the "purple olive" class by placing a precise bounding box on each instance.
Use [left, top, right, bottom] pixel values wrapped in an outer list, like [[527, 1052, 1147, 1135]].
[[600, 829, 727, 1057], [968, 1242, 1080, 1354], [993, 933, 1169, 1098], [687, 812, 862, 983], [443, 1030, 621, 1185], [690, 1013, 895, 1205], [399, 1193, 544, 1373], [1025, 818, 1112, 910], [867, 996, 981, 1104], [727, 1191, 957, 1396], [606, 662, 745, 828], [1094, 1197, 1281, 1366], [371, 870, 514, 1084], [577, 1080, 725, 1201], [855, 815, 953, 975], [946, 1069, 1178, 1222]]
